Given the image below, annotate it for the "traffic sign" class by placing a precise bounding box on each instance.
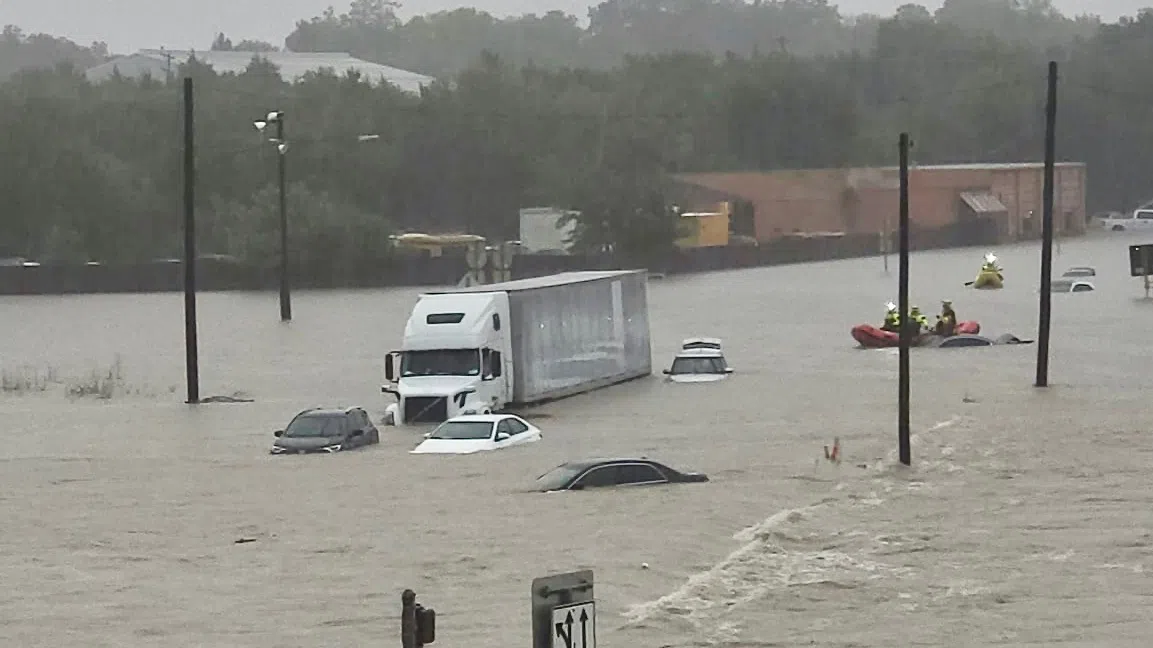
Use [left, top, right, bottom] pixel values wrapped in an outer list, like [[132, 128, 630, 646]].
[[531, 570, 594, 648], [552, 601, 595, 648]]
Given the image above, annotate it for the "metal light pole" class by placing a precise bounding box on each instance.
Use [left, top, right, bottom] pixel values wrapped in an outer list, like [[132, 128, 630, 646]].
[[254, 111, 291, 322], [897, 132, 912, 467]]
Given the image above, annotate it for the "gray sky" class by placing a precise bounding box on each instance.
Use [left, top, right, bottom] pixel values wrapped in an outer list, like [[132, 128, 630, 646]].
[[1, 0, 1146, 54]]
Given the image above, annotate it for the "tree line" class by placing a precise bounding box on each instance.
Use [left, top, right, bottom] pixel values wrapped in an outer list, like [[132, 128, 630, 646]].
[[0, 1, 1152, 268]]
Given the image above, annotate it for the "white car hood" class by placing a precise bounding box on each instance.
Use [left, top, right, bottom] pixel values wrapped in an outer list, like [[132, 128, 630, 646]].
[[669, 374, 729, 383], [410, 438, 495, 454], [397, 375, 479, 397]]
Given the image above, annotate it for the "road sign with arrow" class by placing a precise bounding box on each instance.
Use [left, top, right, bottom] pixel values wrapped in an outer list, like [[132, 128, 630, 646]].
[[531, 570, 595, 648], [552, 601, 595, 648]]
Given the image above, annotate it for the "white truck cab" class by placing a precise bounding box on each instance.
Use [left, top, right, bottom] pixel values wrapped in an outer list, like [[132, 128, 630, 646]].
[[383, 292, 514, 425]]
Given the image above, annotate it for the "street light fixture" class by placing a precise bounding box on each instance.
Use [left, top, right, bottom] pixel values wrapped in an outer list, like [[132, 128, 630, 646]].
[[253, 110, 291, 322], [253, 111, 381, 322]]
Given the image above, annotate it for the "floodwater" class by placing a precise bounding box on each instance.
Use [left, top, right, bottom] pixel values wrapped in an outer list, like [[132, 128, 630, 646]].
[[3, 230, 1153, 647]]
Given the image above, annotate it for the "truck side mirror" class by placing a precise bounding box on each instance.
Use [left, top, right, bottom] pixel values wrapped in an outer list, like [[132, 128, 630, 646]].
[[384, 351, 398, 382]]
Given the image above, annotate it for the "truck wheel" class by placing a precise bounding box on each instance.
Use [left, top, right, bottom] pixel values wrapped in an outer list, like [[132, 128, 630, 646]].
[[1112, 224, 1125, 231]]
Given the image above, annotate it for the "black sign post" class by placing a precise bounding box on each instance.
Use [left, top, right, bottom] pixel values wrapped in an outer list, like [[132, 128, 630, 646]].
[[532, 570, 595, 648]]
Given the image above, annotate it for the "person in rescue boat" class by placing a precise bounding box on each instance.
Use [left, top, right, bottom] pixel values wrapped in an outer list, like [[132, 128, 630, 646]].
[[881, 302, 901, 332], [908, 305, 929, 334], [981, 252, 1002, 276], [934, 299, 958, 336]]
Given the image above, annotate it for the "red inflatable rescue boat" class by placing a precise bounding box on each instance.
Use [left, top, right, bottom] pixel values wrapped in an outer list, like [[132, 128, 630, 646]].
[[851, 321, 980, 349]]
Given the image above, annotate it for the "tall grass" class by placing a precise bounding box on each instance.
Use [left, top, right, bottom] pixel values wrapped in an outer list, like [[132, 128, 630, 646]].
[[65, 355, 126, 399], [1, 355, 131, 399], [0, 365, 57, 392]]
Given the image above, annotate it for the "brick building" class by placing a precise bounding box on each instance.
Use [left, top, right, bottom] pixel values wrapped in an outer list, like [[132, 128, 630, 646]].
[[674, 162, 1087, 245]]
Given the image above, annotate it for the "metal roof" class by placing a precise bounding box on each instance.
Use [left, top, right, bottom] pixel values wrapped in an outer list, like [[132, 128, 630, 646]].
[[85, 50, 435, 94], [878, 162, 1086, 172], [429, 270, 645, 294], [960, 191, 1008, 214]]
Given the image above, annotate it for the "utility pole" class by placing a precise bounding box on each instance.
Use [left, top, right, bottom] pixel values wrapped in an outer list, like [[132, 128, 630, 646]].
[[1035, 61, 1058, 388], [276, 115, 291, 322], [897, 132, 912, 466], [182, 77, 200, 404]]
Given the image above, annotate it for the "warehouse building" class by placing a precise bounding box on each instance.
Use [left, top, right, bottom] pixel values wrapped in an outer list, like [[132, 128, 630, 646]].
[[674, 162, 1087, 246]]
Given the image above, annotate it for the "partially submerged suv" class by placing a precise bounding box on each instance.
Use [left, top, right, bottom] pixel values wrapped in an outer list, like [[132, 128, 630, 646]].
[[662, 338, 733, 383], [271, 407, 381, 454]]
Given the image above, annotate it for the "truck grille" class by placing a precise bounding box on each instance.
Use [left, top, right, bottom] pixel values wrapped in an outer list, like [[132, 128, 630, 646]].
[[404, 396, 448, 423]]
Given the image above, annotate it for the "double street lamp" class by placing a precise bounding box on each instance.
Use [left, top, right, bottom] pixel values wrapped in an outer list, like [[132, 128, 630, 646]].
[[253, 111, 381, 322], [253, 111, 292, 321]]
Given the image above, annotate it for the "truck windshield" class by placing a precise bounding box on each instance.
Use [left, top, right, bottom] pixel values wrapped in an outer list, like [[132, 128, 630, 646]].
[[401, 349, 480, 377]]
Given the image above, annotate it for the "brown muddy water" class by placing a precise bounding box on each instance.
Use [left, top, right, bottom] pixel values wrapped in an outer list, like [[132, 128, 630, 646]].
[[2, 230, 1152, 647]]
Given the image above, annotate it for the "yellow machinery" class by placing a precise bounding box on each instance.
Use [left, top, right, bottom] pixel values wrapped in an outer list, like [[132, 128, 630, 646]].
[[675, 202, 731, 248]]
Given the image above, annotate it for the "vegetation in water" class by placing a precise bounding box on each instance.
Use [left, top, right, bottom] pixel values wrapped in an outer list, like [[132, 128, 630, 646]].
[[0, 355, 148, 399]]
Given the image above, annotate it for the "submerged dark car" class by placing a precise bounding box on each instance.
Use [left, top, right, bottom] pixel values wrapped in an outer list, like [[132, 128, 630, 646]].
[[270, 407, 380, 455], [534, 458, 709, 492]]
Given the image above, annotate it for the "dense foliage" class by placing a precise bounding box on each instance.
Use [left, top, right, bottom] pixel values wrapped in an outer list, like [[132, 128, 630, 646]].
[[1, 1, 1152, 266]]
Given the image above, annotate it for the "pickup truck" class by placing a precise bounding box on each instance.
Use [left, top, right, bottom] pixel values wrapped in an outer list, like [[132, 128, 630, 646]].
[[1101, 209, 1153, 231]]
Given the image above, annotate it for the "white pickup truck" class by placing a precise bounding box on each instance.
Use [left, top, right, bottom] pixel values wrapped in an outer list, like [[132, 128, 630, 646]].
[[1101, 209, 1153, 231]]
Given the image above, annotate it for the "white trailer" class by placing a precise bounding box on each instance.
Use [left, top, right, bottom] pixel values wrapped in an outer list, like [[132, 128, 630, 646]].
[[382, 270, 652, 425]]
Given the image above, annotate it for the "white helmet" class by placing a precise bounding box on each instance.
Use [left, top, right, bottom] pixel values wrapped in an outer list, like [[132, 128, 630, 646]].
[[984, 252, 997, 264], [886, 301, 897, 312]]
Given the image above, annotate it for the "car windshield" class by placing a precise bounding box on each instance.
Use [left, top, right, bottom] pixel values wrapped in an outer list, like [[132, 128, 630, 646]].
[[284, 415, 343, 438], [670, 356, 727, 375], [535, 464, 586, 491], [428, 420, 494, 440], [401, 349, 480, 377]]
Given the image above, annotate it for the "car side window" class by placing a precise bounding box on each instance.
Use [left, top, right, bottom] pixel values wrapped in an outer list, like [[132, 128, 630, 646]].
[[490, 350, 502, 377], [618, 464, 666, 484], [507, 419, 529, 435], [495, 420, 512, 438], [573, 466, 619, 488]]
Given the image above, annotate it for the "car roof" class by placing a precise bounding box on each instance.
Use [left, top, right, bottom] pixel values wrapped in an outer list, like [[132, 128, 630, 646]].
[[297, 407, 357, 417], [682, 337, 722, 346], [676, 348, 724, 358], [443, 414, 512, 423], [554, 457, 661, 471]]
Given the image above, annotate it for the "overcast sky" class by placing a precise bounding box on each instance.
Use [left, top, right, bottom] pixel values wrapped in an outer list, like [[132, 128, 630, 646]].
[[2, 0, 1147, 54]]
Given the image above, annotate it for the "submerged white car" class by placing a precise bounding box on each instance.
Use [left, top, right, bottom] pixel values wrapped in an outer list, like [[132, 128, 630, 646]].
[[410, 414, 542, 454], [662, 338, 733, 383]]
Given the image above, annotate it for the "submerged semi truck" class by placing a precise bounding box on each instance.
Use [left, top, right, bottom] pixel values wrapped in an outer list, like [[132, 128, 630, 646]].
[[382, 270, 652, 425]]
